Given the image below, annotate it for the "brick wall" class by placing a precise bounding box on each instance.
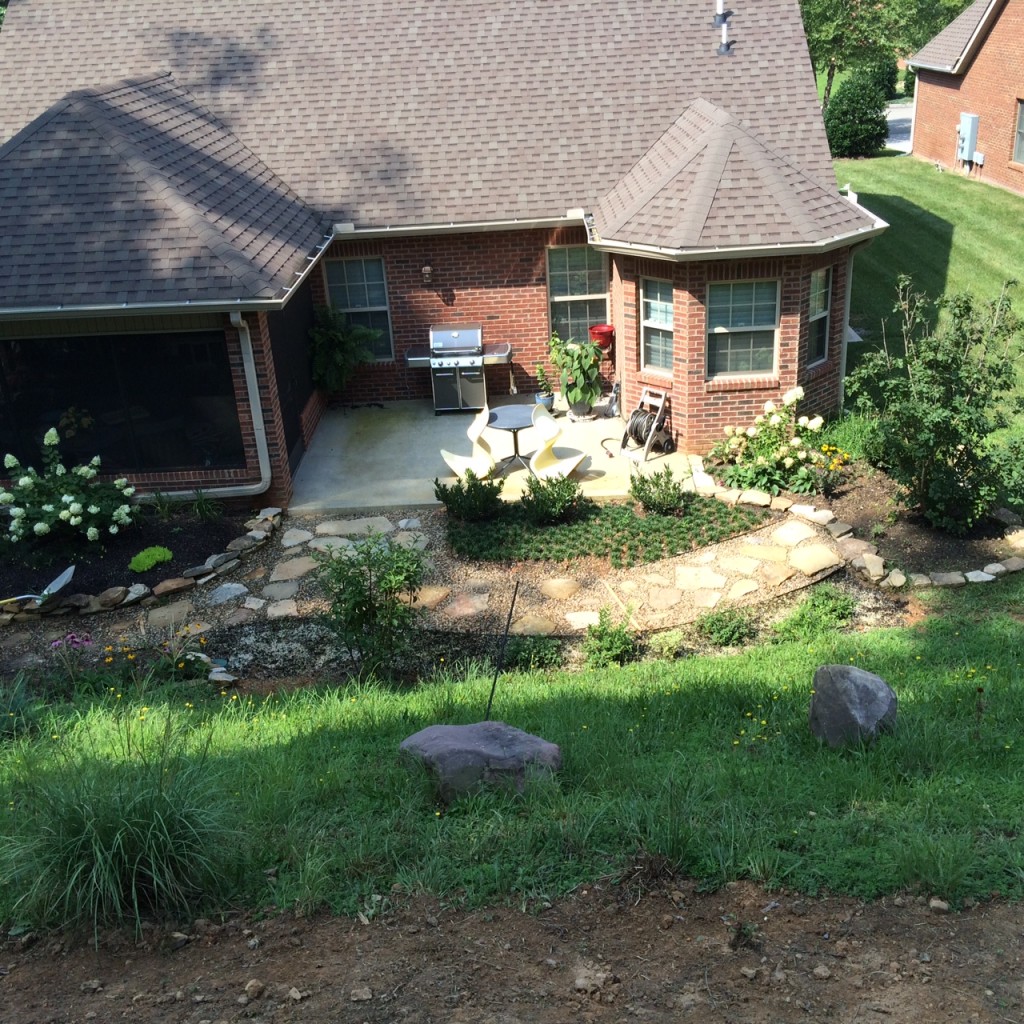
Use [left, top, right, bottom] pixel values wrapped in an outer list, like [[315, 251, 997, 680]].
[[913, 0, 1024, 196], [612, 251, 848, 453]]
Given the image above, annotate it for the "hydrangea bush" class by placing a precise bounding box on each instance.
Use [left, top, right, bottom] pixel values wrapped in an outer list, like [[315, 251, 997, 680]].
[[0, 428, 137, 545], [709, 387, 846, 495]]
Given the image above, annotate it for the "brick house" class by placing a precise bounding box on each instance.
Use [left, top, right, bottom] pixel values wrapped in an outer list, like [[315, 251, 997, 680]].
[[908, 0, 1024, 196], [0, 0, 884, 507]]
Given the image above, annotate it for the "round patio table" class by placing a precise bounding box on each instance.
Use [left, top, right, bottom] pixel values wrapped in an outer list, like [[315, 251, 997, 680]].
[[488, 404, 537, 473]]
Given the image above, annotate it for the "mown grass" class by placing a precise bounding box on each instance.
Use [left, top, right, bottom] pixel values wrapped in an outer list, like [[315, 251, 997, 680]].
[[4, 573, 1024, 931], [835, 155, 1024, 346]]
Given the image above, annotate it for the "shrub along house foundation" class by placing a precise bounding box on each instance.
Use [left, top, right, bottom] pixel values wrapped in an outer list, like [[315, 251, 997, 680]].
[[0, 0, 884, 506]]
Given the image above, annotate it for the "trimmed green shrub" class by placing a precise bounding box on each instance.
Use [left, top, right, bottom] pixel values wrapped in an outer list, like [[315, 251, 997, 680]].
[[129, 546, 173, 573], [520, 474, 583, 525], [434, 471, 504, 522], [864, 58, 899, 101], [825, 71, 888, 158], [503, 635, 564, 671], [629, 466, 691, 516], [902, 65, 916, 98]]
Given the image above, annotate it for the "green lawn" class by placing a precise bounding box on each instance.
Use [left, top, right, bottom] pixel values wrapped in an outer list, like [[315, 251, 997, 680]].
[[4, 576, 1024, 932], [836, 155, 1024, 343]]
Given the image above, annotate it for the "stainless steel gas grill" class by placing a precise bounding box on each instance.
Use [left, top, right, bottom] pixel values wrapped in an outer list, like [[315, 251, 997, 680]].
[[428, 323, 486, 412]]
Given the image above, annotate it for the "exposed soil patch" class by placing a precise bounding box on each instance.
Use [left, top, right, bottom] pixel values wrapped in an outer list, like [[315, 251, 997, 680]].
[[3, 883, 1021, 1023], [818, 464, 1014, 575]]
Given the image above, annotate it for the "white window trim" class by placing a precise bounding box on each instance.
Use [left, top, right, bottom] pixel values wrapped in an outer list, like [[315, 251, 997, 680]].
[[706, 280, 780, 378], [1014, 100, 1024, 164], [640, 276, 674, 375], [546, 245, 608, 340], [808, 267, 832, 367], [324, 257, 395, 362]]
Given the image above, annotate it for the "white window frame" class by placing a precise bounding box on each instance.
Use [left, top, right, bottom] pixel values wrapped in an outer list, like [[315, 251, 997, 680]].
[[808, 267, 832, 366], [547, 245, 608, 343], [706, 280, 780, 377], [1015, 100, 1024, 164], [640, 277, 674, 374], [324, 257, 394, 361]]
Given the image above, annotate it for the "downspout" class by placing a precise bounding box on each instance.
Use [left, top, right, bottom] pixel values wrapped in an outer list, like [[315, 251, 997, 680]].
[[141, 312, 272, 501], [837, 247, 860, 411]]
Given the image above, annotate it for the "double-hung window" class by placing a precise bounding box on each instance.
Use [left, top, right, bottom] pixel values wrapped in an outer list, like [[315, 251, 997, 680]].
[[324, 258, 394, 360], [808, 268, 832, 364], [1015, 100, 1024, 163], [706, 281, 779, 375], [547, 246, 607, 342], [641, 278, 673, 372]]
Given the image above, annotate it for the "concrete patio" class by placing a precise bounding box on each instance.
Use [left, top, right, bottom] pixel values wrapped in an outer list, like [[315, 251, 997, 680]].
[[289, 394, 697, 512]]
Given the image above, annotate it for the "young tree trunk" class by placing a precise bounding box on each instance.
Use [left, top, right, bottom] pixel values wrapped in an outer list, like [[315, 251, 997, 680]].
[[821, 60, 838, 112]]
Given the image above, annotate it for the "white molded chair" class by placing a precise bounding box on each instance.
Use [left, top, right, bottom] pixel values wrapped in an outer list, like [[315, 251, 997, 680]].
[[439, 406, 496, 479], [529, 404, 586, 480]]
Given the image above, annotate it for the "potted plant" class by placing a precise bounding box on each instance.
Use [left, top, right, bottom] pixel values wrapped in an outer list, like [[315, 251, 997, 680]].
[[534, 363, 555, 411], [308, 305, 378, 398], [549, 332, 602, 418]]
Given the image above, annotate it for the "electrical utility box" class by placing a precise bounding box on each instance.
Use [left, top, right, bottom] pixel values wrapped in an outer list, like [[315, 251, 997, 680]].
[[957, 113, 980, 161]]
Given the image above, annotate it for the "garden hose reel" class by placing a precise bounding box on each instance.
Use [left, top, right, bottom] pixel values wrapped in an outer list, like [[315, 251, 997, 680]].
[[620, 388, 675, 463]]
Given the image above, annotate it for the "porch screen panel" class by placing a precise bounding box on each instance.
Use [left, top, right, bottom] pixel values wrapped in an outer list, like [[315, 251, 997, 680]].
[[0, 332, 245, 473]]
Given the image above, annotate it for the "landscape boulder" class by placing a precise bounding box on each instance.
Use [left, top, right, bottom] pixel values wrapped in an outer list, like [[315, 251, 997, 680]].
[[400, 721, 561, 801], [808, 664, 897, 748]]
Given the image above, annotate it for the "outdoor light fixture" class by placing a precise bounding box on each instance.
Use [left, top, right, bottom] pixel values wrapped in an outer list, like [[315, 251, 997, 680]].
[[421, 264, 433, 284]]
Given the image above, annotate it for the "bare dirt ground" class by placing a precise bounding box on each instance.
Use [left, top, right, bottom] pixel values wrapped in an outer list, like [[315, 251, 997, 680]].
[[4, 882, 1022, 1023]]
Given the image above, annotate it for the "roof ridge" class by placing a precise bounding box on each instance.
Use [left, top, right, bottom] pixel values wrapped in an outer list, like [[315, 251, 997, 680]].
[[68, 81, 283, 296]]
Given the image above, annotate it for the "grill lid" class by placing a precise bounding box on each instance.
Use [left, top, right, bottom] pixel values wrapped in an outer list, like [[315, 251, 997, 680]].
[[429, 322, 483, 353]]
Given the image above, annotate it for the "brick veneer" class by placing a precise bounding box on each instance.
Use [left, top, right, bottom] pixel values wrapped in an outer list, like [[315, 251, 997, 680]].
[[913, 0, 1024, 196], [315, 230, 850, 454]]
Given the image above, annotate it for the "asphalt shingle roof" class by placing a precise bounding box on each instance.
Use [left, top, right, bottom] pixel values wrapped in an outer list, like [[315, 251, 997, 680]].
[[910, 0, 1003, 73], [0, 0, 878, 312], [0, 74, 327, 309]]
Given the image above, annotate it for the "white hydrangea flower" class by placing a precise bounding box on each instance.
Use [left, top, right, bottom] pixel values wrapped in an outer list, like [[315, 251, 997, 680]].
[[43, 428, 59, 447], [807, 415, 824, 431], [42, 504, 55, 513], [754, 414, 765, 425], [69, 503, 83, 515], [113, 477, 128, 489], [797, 415, 809, 427], [783, 456, 795, 469], [59, 510, 71, 521], [746, 426, 758, 437], [70, 516, 82, 526], [61, 493, 73, 504], [87, 527, 100, 542], [10, 507, 25, 518], [769, 414, 782, 426], [55, 465, 66, 476], [109, 525, 119, 535], [763, 400, 777, 414], [0, 491, 12, 503], [122, 486, 135, 497], [782, 386, 804, 407], [90, 456, 101, 468], [4, 454, 18, 470], [798, 450, 807, 460], [723, 425, 734, 436], [87, 505, 100, 515], [17, 476, 33, 489], [33, 522, 50, 536]]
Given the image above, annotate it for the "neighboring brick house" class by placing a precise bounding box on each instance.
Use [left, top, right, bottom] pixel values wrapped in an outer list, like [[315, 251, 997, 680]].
[[908, 0, 1024, 196], [0, 0, 884, 506]]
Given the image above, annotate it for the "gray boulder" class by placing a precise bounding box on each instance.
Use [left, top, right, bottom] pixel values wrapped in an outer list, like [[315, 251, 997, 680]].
[[400, 721, 561, 801], [809, 664, 897, 748]]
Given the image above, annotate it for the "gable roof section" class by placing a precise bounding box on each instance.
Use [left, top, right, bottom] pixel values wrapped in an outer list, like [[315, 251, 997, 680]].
[[592, 99, 871, 254], [0, 73, 328, 313], [909, 0, 1006, 73]]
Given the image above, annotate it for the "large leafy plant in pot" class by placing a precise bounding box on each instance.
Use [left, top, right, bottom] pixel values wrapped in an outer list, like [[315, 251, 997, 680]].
[[549, 332, 602, 416], [308, 305, 379, 396]]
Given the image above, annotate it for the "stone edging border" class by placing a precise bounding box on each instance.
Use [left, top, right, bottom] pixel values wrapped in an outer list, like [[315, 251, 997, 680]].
[[687, 456, 1024, 590], [0, 507, 284, 628]]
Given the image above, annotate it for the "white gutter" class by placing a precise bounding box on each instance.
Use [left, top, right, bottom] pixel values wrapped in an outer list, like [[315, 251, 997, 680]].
[[588, 208, 888, 262], [0, 232, 334, 323], [142, 312, 272, 502], [329, 213, 583, 240]]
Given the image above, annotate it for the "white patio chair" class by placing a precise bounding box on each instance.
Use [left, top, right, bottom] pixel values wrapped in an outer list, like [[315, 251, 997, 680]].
[[529, 404, 586, 480], [439, 406, 496, 479]]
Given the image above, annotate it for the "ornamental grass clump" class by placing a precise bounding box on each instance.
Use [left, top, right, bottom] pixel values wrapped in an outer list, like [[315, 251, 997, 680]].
[[708, 387, 834, 495], [0, 428, 137, 546]]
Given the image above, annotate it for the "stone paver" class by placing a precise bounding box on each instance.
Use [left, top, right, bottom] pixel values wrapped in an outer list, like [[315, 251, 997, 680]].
[[676, 566, 727, 591], [647, 587, 683, 610], [270, 555, 319, 582], [316, 516, 394, 536], [410, 586, 451, 610], [718, 555, 761, 575], [772, 520, 817, 546], [267, 600, 300, 619], [443, 592, 490, 619], [789, 543, 842, 577], [739, 542, 788, 563], [147, 599, 193, 631], [540, 578, 580, 600], [263, 581, 299, 601], [510, 613, 557, 635], [727, 579, 759, 600]]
